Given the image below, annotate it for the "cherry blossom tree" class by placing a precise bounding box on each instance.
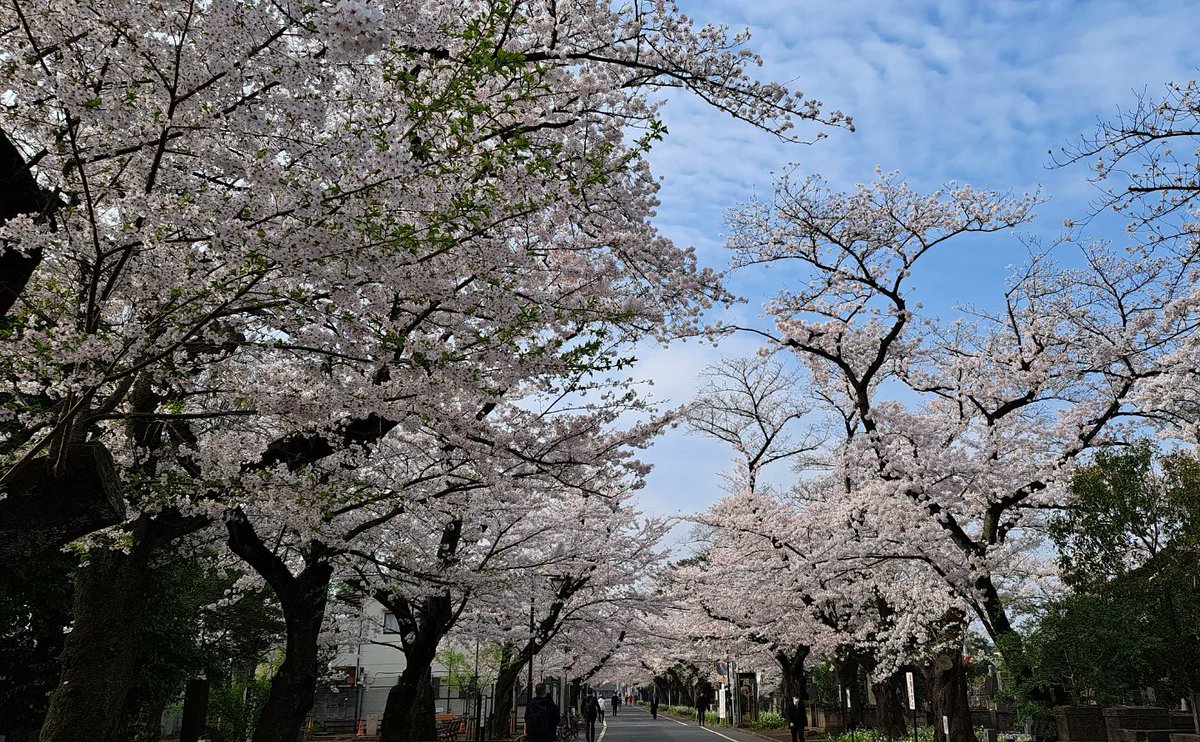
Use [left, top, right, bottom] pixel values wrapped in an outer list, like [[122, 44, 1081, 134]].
[[0, 0, 852, 738], [0, 0, 849, 578], [714, 169, 1191, 740], [325, 395, 665, 741], [468, 498, 668, 739]]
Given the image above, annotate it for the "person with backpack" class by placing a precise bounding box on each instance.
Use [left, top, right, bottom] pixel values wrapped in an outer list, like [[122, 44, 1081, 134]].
[[581, 692, 601, 742], [650, 693, 659, 720], [525, 683, 561, 742]]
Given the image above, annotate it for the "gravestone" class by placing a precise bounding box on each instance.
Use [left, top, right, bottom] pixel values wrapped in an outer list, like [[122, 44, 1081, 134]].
[[1104, 707, 1172, 742], [1055, 705, 1106, 742]]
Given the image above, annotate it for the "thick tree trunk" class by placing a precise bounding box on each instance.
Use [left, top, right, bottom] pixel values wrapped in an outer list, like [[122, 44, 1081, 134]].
[[37, 511, 206, 742], [38, 537, 154, 742], [380, 664, 437, 742], [837, 650, 864, 730], [776, 645, 810, 702], [924, 647, 975, 742], [0, 127, 54, 319], [872, 670, 910, 740], [0, 443, 125, 572], [180, 678, 210, 742], [377, 526, 462, 742], [225, 510, 334, 742], [486, 647, 525, 739], [249, 562, 331, 742]]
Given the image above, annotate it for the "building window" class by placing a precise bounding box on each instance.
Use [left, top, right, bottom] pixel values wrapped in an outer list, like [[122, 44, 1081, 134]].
[[383, 613, 401, 634]]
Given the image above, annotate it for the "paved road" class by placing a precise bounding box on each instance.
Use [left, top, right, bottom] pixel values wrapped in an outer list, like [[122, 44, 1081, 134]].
[[597, 705, 773, 742]]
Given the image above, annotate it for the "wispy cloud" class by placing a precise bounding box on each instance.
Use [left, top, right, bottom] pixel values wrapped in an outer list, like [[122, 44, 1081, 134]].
[[634, 0, 1200, 527]]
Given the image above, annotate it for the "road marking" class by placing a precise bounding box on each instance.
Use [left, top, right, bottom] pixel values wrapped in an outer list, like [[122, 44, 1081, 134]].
[[657, 712, 745, 742], [598, 719, 607, 742], [698, 727, 743, 742]]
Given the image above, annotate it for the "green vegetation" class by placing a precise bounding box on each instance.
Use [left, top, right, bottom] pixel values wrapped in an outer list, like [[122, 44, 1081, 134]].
[[750, 711, 787, 731], [1017, 442, 1200, 707]]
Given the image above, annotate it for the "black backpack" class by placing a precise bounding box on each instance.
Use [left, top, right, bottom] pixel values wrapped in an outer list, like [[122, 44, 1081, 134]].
[[527, 699, 551, 732]]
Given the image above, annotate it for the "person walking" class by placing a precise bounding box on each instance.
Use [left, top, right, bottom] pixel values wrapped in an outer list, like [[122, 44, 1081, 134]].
[[696, 690, 710, 727], [582, 692, 601, 742], [524, 683, 561, 742], [650, 693, 659, 720], [611, 692, 621, 716], [784, 692, 807, 742]]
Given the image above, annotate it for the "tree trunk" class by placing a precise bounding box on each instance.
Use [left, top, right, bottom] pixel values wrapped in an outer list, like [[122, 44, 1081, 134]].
[[872, 670, 910, 740], [0, 443, 124, 572], [225, 511, 334, 742], [486, 647, 525, 740], [37, 511, 206, 742], [837, 650, 863, 730], [0, 127, 55, 319], [776, 645, 811, 702], [380, 664, 436, 742], [377, 536, 462, 742], [250, 561, 331, 742], [180, 678, 210, 742], [38, 538, 154, 742], [924, 648, 975, 742], [975, 573, 1065, 711]]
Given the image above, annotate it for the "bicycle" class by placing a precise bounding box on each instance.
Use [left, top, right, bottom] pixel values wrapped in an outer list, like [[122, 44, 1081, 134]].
[[558, 714, 580, 742]]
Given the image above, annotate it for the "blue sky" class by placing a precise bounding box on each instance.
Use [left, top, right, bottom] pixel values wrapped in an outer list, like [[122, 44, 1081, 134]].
[[631, 0, 1200, 537]]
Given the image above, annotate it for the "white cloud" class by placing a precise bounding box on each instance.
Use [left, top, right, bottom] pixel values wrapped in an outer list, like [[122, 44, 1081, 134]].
[[632, 0, 1200, 533]]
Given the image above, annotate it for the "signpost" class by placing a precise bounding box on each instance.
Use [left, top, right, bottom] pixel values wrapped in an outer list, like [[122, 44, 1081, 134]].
[[846, 687, 856, 742], [906, 671, 918, 742]]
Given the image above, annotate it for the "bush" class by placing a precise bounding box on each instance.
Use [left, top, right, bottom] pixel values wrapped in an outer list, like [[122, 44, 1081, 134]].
[[826, 728, 899, 742], [825, 726, 1013, 742], [751, 712, 787, 731]]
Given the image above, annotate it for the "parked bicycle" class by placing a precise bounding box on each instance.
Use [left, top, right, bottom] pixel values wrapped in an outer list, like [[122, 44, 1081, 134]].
[[557, 712, 580, 742]]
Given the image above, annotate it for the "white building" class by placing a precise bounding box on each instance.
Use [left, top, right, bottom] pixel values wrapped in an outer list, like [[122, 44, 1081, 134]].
[[315, 600, 475, 736]]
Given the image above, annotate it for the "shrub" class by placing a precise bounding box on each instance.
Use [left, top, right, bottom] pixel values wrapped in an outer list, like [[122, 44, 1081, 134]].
[[751, 712, 787, 730]]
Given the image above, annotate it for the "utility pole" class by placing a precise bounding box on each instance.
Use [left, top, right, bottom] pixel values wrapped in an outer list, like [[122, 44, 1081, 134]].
[[526, 586, 535, 733]]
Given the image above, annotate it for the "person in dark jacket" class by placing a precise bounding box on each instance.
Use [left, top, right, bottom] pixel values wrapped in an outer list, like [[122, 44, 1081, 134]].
[[696, 690, 710, 727], [581, 692, 601, 742], [525, 683, 561, 742], [650, 693, 659, 720], [784, 693, 806, 742], [611, 692, 621, 715]]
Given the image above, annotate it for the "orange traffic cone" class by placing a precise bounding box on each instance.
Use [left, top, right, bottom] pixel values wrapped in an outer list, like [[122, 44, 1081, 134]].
[[357, 720, 366, 737]]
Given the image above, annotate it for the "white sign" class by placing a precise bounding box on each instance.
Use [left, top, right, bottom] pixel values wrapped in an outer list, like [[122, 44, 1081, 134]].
[[942, 716, 950, 736], [846, 688, 852, 707], [905, 672, 916, 711], [718, 684, 727, 719]]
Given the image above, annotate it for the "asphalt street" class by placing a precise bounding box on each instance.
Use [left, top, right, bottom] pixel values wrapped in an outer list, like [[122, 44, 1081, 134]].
[[596, 705, 775, 742]]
